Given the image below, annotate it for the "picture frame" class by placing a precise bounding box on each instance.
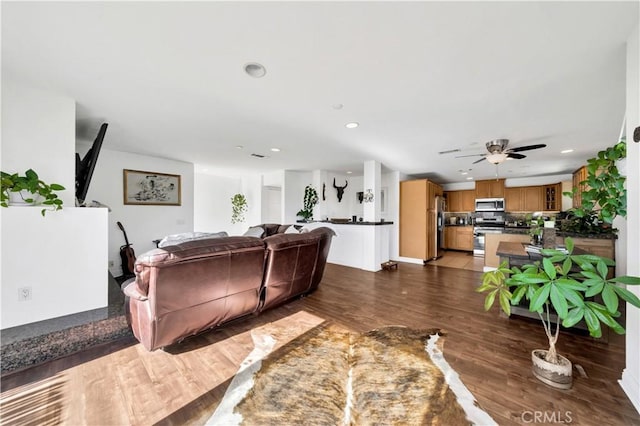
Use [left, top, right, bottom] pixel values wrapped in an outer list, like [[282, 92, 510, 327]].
[[123, 169, 181, 206]]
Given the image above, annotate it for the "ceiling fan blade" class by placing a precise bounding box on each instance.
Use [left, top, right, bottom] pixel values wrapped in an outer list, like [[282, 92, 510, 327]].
[[507, 153, 526, 160], [508, 144, 547, 153], [438, 148, 461, 154], [472, 157, 487, 164], [455, 153, 486, 158]]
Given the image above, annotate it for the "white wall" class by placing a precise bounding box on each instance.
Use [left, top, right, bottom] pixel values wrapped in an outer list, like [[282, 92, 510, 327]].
[[194, 172, 243, 236], [1, 208, 108, 328], [383, 171, 401, 260], [620, 23, 640, 414], [1, 77, 108, 328], [283, 170, 312, 223], [80, 147, 195, 276]]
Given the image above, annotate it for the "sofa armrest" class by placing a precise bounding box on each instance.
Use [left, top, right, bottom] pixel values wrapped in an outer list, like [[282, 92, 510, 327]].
[[123, 281, 148, 301]]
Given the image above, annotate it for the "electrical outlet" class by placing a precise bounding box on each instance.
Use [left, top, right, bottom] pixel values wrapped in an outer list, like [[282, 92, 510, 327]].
[[18, 287, 32, 301], [108, 260, 115, 268]]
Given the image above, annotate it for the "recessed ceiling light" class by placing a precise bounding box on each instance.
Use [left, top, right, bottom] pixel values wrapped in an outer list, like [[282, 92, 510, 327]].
[[461, 172, 468, 175], [346, 171, 352, 174], [561, 149, 574, 154], [236, 145, 244, 150], [332, 104, 344, 110], [466, 177, 474, 180], [244, 62, 266, 78], [270, 148, 280, 152], [345, 122, 359, 129]]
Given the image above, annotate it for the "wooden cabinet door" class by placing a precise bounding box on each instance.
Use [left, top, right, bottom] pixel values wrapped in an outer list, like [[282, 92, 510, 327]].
[[444, 227, 454, 249], [475, 180, 491, 198], [475, 179, 505, 198], [504, 187, 521, 212], [489, 179, 505, 197], [461, 190, 475, 212], [521, 186, 543, 211], [447, 191, 460, 212], [457, 226, 474, 251], [572, 166, 588, 208], [400, 180, 428, 259], [544, 183, 561, 211]]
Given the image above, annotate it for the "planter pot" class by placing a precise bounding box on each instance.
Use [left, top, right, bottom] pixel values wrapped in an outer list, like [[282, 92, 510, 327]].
[[531, 349, 572, 389], [8, 190, 42, 206]]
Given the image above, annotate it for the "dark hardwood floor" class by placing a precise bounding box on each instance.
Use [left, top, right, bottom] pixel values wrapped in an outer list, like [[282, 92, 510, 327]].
[[1, 261, 639, 425]]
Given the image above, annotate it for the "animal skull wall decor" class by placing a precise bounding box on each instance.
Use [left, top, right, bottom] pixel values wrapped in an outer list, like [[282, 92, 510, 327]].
[[333, 178, 348, 202]]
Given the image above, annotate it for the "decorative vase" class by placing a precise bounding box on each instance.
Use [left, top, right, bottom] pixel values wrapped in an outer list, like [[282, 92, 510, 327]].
[[531, 349, 572, 389]]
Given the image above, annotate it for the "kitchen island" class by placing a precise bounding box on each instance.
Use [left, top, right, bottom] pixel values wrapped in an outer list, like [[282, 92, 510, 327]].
[[301, 221, 394, 272]]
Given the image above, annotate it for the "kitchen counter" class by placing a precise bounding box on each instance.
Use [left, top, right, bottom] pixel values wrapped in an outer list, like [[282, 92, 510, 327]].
[[299, 220, 393, 226], [445, 224, 472, 227]]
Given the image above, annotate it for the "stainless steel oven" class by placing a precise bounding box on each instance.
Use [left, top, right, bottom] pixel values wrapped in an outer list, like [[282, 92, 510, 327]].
[[473, 226, 505, 257]]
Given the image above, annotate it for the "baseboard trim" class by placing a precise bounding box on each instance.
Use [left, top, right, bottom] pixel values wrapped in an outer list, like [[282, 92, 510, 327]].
[[620, 369, 640, 415]]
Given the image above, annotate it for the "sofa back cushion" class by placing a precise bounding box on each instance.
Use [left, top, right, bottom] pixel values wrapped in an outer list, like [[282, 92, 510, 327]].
[[261, 232, 322, 310], [130, 236, 266, 349]]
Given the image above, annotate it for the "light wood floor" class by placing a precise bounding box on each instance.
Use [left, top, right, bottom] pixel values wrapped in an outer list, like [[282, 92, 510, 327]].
[[2, 261, 639, 425], [429, 249, 485, 271]]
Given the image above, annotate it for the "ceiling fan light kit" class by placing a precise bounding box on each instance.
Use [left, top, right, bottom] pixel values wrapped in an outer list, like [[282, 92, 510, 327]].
[[486, 152, 508, 164]]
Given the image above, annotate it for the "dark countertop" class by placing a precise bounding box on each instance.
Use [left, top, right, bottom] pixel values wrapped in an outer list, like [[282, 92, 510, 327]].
[[496, 241, 589, 260], [445, 224, 472, 227], [299, 220, 394, 226]]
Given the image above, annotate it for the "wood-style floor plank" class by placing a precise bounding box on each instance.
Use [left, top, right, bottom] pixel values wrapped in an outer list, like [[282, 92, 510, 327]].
[[1, 259, 639, 425]]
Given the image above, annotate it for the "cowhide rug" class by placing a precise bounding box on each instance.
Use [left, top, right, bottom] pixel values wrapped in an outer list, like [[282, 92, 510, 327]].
[[208, 323, 496, 426]]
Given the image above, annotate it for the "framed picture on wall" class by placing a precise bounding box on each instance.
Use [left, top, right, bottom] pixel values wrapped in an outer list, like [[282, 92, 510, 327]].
[[123, 169, 181, 206]]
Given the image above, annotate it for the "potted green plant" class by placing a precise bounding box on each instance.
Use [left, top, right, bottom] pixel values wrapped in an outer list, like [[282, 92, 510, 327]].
[[296, 185, 319, 221], [1, 169, 65, 216], [231, 193, 248, 224], [564, 140, 627, 224], [477, 237, 640, 389]]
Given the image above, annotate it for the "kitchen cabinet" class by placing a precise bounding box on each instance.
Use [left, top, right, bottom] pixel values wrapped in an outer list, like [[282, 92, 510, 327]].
[[400, 179, 443, 260], [445, 190, 475, 212], [572, 166, 588, 208], [475, 179, 505, 198], [504, 186, 543, 212], [444, 226, 473, 251], [456, 226, 473, 251], [543, 183, 561, 211], [460, 190, 475, 211]]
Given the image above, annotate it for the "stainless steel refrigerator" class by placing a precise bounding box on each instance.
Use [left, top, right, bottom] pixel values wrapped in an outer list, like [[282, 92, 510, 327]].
[[434, 195, 445, 259]]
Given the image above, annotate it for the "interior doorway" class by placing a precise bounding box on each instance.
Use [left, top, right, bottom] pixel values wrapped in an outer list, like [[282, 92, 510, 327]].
[[262, 186, 282, 223]]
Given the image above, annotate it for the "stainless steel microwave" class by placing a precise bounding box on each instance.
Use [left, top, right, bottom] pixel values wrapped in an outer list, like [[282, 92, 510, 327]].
[[475, 198, 505, 212]]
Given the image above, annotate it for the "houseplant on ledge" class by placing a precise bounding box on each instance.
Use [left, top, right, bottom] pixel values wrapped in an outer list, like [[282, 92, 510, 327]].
[[1, 169, 65, 216], [477, 237, 640, 389], [296, 185, 319, 222]]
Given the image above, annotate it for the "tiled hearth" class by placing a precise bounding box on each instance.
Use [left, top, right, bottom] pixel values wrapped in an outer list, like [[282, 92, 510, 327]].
[[0, 274, 132, 375]]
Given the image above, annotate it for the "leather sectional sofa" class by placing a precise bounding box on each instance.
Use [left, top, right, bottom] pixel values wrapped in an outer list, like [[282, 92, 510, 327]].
[[123, 226, 335, 351]]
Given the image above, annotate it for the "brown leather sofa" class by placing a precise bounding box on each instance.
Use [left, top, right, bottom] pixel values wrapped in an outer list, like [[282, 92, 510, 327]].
[[123, 226, 335, 351]]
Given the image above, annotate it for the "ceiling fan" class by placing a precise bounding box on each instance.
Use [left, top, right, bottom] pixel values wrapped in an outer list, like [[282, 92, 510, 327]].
[[454, 139, 547, 164]]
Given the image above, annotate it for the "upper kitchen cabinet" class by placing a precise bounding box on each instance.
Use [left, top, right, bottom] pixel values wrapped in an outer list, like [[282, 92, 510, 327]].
[[504, 186, 544, 212], [475, 179, 505, 198], [572, 166, 588, 208], [543, 183, 561, 211], [445, 190, 475, 212]]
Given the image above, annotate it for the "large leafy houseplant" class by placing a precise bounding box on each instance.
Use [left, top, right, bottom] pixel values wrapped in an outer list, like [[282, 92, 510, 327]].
[[564, 140, 626, 224], [1, 169, 65, 216], [478, 238, 640, 386], [296, 185, 319, 221]]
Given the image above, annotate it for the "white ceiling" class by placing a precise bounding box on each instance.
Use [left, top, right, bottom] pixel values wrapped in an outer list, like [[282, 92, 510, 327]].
[[2, 1, 638, 183]]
